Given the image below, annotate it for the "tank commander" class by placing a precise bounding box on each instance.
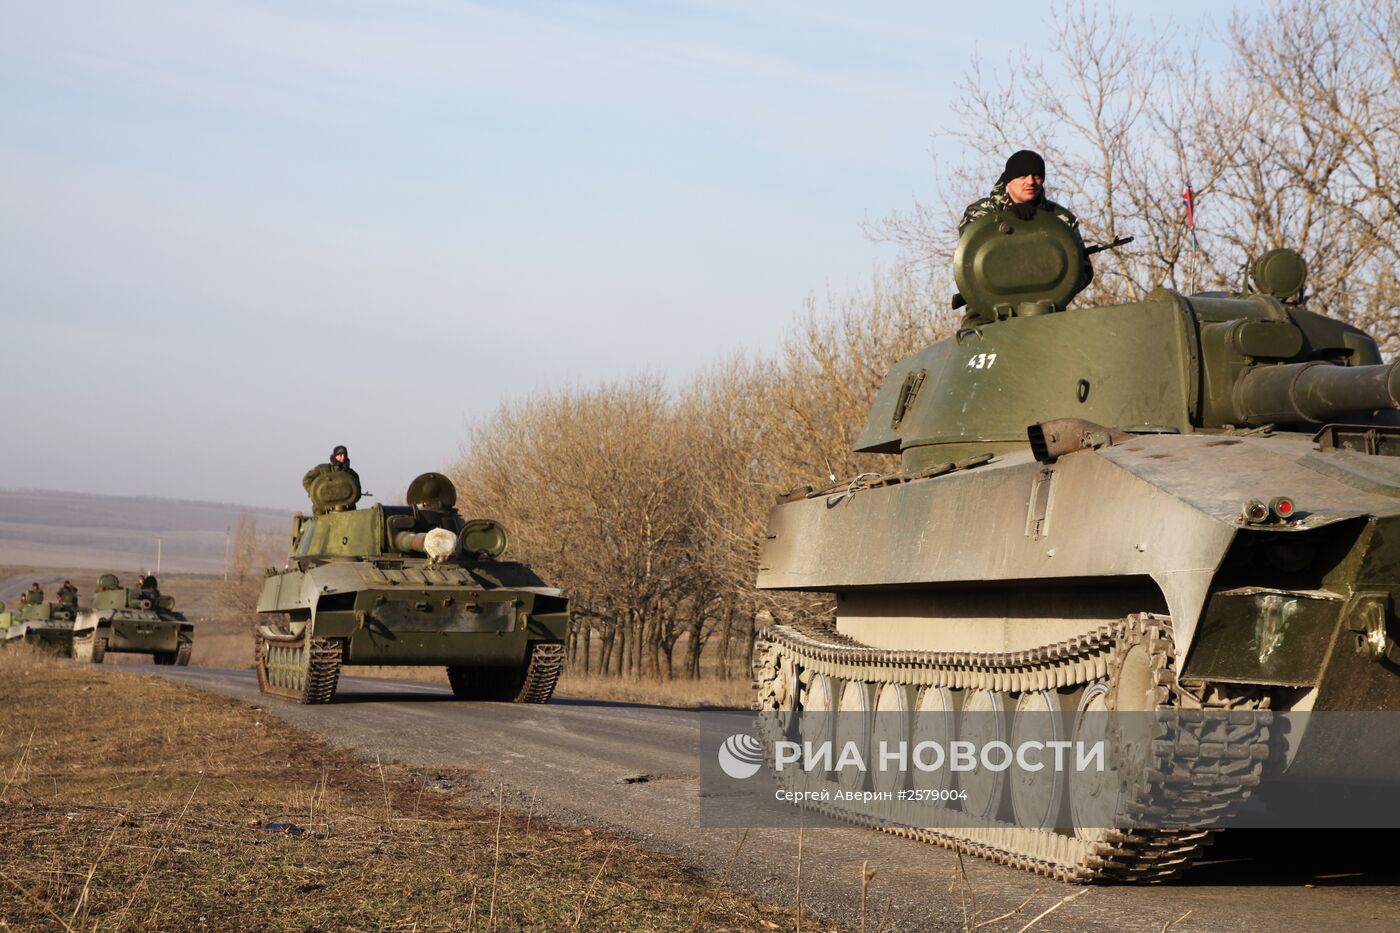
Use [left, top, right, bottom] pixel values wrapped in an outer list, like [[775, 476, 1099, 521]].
[[25, 582, 44, 605], [137, 571, 160, 594], [303, 444, 362, 515], [960, 149, 1093, 289], [57, 580, 78, 607]]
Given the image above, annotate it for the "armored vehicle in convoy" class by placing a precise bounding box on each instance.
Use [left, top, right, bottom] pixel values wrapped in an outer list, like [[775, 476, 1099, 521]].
[[256, 471, 569, 704], [72, 574, 194, 665], [0, 590, 76, 652], [755, 207, 1400, 881]]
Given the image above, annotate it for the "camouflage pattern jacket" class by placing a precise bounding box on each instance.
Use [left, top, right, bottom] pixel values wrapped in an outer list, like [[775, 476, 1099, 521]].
[[960, 182, 1093, 287], [302, 462, 360, 495], [959, 181, 1080, 233]]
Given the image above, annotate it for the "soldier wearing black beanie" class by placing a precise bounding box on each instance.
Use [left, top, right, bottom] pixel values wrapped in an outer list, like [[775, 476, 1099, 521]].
[[997, 149, 1047, 187], [959, 148, 1092, 290]]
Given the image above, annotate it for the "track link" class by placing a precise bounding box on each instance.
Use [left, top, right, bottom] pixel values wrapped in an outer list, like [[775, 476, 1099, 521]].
[[752, 614, 1270, 883]]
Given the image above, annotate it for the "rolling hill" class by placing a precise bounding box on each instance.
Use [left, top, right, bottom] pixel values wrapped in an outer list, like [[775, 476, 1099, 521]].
[[0, 488, 288, 574]]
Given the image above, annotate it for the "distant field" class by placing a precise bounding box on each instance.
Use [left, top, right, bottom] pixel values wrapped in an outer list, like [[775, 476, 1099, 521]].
[[0, 488, 286, 574]]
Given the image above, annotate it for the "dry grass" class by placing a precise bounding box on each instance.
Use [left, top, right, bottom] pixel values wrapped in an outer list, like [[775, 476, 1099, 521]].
[[554, 673, 751, 709], [0, 645, 824, 931]]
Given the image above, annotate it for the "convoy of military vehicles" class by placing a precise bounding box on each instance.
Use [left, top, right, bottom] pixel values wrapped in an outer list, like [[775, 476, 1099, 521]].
[[4, 469, 569, 707], [1, 573, 193, 664], [12, 190, 1400, 890]]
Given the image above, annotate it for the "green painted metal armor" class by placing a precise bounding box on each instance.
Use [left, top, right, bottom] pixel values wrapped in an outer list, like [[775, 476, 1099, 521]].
[[72, 579, 193, 665], [753, 211, 1400, 878], [1, 598, 77, 652]]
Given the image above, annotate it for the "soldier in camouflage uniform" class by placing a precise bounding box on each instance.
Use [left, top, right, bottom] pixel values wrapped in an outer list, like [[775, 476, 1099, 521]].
[[960, 149, 1093, 289], [25, 583, 44, 606], [57, 580, 78, 607], [303, 445, 362, 515]]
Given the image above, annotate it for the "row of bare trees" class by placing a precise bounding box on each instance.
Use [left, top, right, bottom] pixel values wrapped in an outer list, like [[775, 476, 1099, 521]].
[[447, 271, 949, 680]]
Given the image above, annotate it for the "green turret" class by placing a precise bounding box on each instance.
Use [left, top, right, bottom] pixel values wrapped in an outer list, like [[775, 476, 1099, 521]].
[[860, 211, 1389, 472]]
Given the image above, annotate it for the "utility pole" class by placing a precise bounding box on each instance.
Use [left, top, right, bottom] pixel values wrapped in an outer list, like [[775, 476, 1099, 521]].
[[157, 537, 162, 575], [224, 528, 230, 582]]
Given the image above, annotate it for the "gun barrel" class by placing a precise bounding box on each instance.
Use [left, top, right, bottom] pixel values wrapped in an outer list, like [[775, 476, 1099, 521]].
[[395, 531, 432, 553], [394, 528, 459, 560], [1233, 360, 1400, 425], [1084, 235, 1134, 256]]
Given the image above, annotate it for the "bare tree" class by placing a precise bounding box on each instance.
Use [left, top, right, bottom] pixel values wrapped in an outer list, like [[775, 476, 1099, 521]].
[[873, 0, 1399, 344], [216, 509, 282, 625]]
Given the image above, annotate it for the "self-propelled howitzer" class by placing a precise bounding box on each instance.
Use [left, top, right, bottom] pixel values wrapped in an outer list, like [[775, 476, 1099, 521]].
[[256, 472, 569, 704], [72, 574, 193, 664], [754, 208, 1400, 881], [0, 598, 76, 652]]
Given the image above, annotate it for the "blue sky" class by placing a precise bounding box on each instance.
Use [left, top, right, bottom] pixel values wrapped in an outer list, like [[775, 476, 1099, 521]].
[[1, 0, 1242, 509]]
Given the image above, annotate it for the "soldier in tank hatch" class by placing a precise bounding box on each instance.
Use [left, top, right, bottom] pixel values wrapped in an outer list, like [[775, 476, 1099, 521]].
[[303, 445, 363, 515], [25, 583, 43, 605], [57, 580, 78, 607], [137, 571, 159, 594], [961, 149, 1093, 289]]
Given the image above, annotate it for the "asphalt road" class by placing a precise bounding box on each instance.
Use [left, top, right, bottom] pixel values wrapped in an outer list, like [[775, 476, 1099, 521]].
[[138, 666, 1400, 932]]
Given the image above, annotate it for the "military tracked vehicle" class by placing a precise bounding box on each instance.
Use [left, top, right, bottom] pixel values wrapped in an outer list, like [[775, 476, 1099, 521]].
[[0, 592, 76, 652], [754, 207, 1400, 881], [255, 471, 569, 704], [72, 574, 194, 665]]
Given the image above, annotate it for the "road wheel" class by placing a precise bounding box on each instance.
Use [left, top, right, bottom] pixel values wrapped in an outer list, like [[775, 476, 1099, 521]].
[[960, 688, 1010, 822]]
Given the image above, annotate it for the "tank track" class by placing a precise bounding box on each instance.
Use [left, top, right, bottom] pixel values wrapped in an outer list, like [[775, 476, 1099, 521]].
[[752, 614, 1270, 883], [71, 632, 106, 664], [153, 639, 193, 666], [516, 641, 566, 703], [256, 629, 343, 704], [445, 640, 565, 703]]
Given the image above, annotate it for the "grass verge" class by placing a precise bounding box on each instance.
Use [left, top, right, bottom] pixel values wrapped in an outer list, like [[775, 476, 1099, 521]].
[[0, 646, 824, 931]]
